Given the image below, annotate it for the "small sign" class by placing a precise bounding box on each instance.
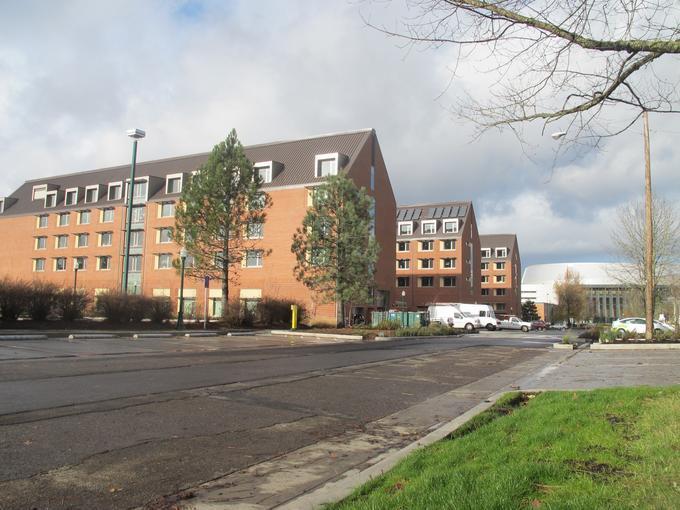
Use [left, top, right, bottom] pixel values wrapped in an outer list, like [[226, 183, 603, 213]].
[[204, 276, 210, 288]]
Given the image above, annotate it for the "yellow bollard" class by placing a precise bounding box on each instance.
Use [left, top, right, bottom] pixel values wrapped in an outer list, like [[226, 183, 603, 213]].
[[291, 304, 298, 330]]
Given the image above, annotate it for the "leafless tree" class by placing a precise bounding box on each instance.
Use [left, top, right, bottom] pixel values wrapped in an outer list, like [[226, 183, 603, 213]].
[[609, 197, 680, 316], [553, 268, 587, 324], [366, 1, 680, 143]]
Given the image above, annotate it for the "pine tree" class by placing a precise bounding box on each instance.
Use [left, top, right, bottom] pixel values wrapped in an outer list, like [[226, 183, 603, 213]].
[[291, 174, 379, 326], [174, 129, 271, 317], [521, 300, 539, 322]]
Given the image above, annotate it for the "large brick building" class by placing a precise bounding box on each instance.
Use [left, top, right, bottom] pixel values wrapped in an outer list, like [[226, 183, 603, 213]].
[[480, 234, 521, 315], [0, 129, 396, 324], [393, 202, 481, 310]]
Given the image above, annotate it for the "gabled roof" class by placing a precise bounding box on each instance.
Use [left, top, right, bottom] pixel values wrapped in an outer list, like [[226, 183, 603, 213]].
[[480, 234, 519, 260], [395, 201, 472, 239], [1, 129, 374, 217]]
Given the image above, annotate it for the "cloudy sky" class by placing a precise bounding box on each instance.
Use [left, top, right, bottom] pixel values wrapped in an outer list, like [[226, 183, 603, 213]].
[[2, 0, 679, 267]]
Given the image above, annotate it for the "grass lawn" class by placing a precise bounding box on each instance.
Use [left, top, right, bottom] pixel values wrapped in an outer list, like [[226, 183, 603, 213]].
[[328, 387, 680, 509]]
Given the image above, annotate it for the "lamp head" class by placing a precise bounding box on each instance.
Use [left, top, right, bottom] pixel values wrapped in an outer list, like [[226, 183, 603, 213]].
[[127, 128, 146, 140], [180, 247, 188, 259], [551, 131, 567, 140]]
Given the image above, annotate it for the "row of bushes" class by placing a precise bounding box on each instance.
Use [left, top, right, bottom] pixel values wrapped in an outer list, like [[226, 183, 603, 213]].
[[579, 324, 680, 343], [394, 323, 461, 337], [0, 279, 92, 321], [220, 298, 308, 327]]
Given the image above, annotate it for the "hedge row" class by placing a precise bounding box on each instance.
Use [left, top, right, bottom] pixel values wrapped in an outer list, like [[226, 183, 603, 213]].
[[0, 278, 91, 321]]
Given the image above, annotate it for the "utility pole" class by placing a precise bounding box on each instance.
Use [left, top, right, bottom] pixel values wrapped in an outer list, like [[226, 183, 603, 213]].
[[643, 111, 654, 341]]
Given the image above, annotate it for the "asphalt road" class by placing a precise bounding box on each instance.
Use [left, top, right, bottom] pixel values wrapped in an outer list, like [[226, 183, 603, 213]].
[[0, 331, 560, 509]]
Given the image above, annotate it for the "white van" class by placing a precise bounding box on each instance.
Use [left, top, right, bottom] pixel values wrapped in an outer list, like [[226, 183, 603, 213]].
[[451, 303, 499, 331], [427, 303, 481, 331]]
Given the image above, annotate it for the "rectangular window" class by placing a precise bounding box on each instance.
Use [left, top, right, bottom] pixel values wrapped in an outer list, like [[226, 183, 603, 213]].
[[158, 228, 173, 243], [37, 215, 49, 228], [481, 288, 490, 296], [441, 258, 456, 269], [495, 262, 506, 270], [99, 231, 113, 247], [78, 210, 90, 225], [398, 222, 413, 236], [251, 193, 266, 210], [64, 188, 78, 206], [495, 275, 506, 283], [397, 241, 410, 252], [35, 237, 47, 250], [441, 276, 456, 287], [443, 219, 458, 234], [129, 255, 142, 272], [254, 164, 272, 184], [44, 191, 57, 208], [58, 213, 70, 226], [32, 185, 47, 201], [97, 256, 111, 270], [131, 205, 145, 224], [85, 186, 99, 203], [76, 233, 89, 248], [244, 250, 263, 268], [108, 183, 122, 201], [495, 288, 507, 296], [160, 202, 175, 218], [441, 239, 456, 251], [54, 257, 67, 271], [101, 208, 114, 223], [397, 259, 410, 270], [419, 258, 434, 269], [496, 303, 506, 312], [418, 276, 434, 288], [481, 275, 489, 283], [166, 175, 182, 194], [246, 223, 263, 239], [56, 235, 68, 249], [129, 230, 144, 248], [496, 247, 508, 258], [481, 248, 491, 258], [421, 220, 436, 235], [74, 257, 87, 270], [33, 258, 45, 272], [315, 154, 338, 177], [157, 253, 173, 269], [420, 240, 433, 251], [129, 180, 148, 200], [481, 262, 489, 271], [397, 276, 410, 288]]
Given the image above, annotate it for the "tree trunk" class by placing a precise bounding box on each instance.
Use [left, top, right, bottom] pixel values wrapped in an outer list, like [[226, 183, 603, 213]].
[[221, 240, 229, 320]]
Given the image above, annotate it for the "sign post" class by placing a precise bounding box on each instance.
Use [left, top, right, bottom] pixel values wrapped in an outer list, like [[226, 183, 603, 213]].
[[203, 276, 210, 330]]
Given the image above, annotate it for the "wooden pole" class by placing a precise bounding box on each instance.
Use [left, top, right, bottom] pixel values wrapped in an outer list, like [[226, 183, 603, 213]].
[[643, 111, 654, 340]]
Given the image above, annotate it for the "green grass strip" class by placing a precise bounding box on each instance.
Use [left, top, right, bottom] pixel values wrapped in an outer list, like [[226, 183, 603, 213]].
[[327, 387, 680, 509]]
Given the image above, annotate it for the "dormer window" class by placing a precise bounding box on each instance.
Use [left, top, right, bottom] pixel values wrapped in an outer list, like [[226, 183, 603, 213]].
[[481, 248, 491, 258], [0, 198, 4, 214], [254, 163, 272, 184], [108, 182, 123, 201], [496, 247, 508, 258], [44, 191, 57, 208], [64, 188, 78, 206], [421, 220, 436, 235], [125, 178, 149, 202], [398, 221, 413, 236], [315, 153, 341, 178], [85, 185, 99, 204], [443, 219, 458, 234], [165, 174, 183, 194], [32, 185, 48, 201]]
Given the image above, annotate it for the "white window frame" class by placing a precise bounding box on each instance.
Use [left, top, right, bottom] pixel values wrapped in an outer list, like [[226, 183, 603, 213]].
[[54, 257, 67, 272], [32, 185, 48, 201], [496, 247, 508, 258], [481, 275, 489, 283], [76, 233, 89, 248], [419, 258, 434, 269], [418, 276, 434, 288], [57, 213, 70, 227], [246, 222, 264, 240], [165, 173, 184, 194], [495, 275, 506, 283], [443, 219, 459, 234], [35, 237, 47, 250], [74, 256, 87, 270], [441, 258, 456, 269], [421, 220, 436, 235], [398, 222, 413, 236], [97, 255, 112, 271], [84, 185, 99, 204], [156, 253, 173, 269], [396, 259, 410, 270], [0, 198, 4, 214], [419, 240, 434, 252], [314, 153, 339, 178], [481, 248, 491, 258], [101, 208, 114, 223], [99, 231, 113, 247], [244, 250, 263, 268], [125, 177, 149, 202], [37, 215, 49, 228], [495, 262, 506, 270], [396, 241, 410, 252], [44, 191, 58, 208], [159, 201, 175, 218], [254, 162, 273, 184], [108, 181, 123, 201], [157, 228, 173, 244], [481, 262, 489, 271], [441, 239, 456, 251], [33, 258, 46, 272], [64, 187, 79, 206], [441, 276, 456, 288], [56, 235, 68, 249], [78, 210, 91, 225], [396, 276, 410, 288]]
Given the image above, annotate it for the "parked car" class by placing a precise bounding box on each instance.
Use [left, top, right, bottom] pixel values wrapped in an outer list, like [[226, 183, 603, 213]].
[[450, 303, 500, 330], [550, 321, 568, 330], [427, 304, 481, 331], [499, 316, 532, 332], [611, 318, 675, 337], [531, 320, 550, 331]]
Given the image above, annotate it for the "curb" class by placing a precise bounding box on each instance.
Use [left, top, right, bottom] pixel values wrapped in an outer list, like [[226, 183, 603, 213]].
[[132, 333, 174, 339], [68, 333, 117, 340], [184, 332, 218, 338], [0, 334, 48, 340], [269, 330, 364, 341], [278, 389, 515, 510], [591, 342, 680, 350]]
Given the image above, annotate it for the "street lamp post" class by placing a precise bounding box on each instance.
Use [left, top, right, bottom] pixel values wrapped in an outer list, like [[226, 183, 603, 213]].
[[122, 128, 145, 294], [73, 258, 79, 292], [176, 247, 188, 329]]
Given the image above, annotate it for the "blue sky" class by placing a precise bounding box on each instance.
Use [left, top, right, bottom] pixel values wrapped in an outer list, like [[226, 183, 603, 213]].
[[1, 0, 678, 267]]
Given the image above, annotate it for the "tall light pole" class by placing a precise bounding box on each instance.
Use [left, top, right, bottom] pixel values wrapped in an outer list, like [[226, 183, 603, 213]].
[[176, 247, 188, 329], [73, 258, 79, 292], [122, 128, 145, 294], [642, 111, 654, 341]]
